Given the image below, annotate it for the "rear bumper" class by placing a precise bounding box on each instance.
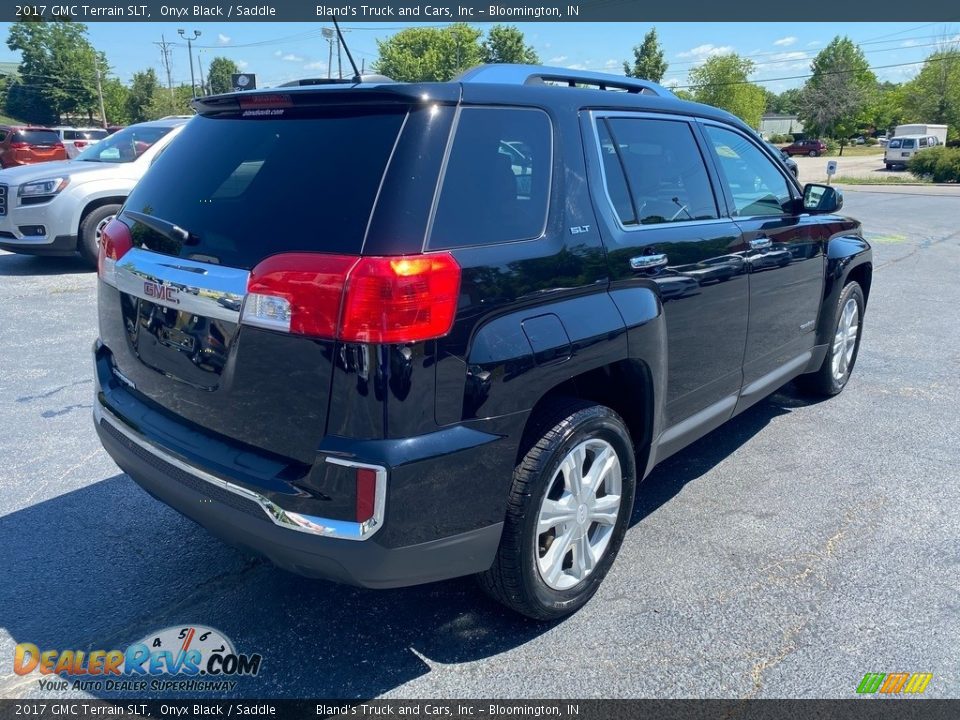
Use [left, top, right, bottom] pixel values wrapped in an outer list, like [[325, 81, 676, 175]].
[[93, 344, 510, 589]]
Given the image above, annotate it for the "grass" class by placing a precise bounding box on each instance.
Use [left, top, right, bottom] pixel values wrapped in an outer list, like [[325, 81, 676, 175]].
[[830, 175, 932, 185], [0, 113, 28, 125], [826, 146, 886, 157]]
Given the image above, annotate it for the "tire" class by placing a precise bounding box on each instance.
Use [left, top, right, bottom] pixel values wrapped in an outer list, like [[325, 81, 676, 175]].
[[885, 163, 892, 170], [796, 281, 865, 397], [808, 150, 818, 157], [478, 398, 637, 620], [78, 203, 121, 268]]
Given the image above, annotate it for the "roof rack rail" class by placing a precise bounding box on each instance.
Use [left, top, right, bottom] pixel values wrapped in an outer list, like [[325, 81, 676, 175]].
[[457, 64, 676, 98], [276, 74, 394, 87]]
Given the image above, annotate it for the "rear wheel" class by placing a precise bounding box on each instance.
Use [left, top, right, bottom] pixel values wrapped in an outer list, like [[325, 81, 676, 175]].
[[478, 398, 636, 620], [808, 150, 818, 157], [796, 281, 865, 397], [79, 204, 121, 268]]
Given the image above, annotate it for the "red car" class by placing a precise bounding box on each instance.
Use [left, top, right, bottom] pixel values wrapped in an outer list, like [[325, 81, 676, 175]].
[[0, 126, 68, 168], [782, 139, 827, 157]]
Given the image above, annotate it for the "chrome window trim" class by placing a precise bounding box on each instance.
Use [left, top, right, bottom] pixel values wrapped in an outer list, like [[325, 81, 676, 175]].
[[587, 110, 729, 235], [95, 399, 387, 541]]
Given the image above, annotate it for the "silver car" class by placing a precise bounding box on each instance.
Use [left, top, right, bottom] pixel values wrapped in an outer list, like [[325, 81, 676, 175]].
[[51, 126, 110, 159], [0, 118, 188, 266]]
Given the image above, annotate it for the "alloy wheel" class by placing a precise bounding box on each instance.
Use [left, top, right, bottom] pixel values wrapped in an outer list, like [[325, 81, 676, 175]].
[[832, 297, 859, 382]]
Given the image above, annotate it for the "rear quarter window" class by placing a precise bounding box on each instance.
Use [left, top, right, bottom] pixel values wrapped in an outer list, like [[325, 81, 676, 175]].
[[429, 107, 552, 249]]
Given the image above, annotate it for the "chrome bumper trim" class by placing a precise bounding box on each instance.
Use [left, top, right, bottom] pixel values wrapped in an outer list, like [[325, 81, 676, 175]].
[[94, 399, 387, 541]]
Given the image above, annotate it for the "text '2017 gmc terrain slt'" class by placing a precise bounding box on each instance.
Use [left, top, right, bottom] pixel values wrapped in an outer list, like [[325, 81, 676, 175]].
[[93, 65, 872, 619]]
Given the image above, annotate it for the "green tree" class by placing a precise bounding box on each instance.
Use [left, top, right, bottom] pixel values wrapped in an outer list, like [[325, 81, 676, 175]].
[[765, 87, 803, 114], [145, 84, 194, 120], [125, 68, 158, 123], [899, 48, 960, 141], [623, 28, 667, 83], [6, 19, 103, 123], [374, 24, 483, 82], [208, 56, 240, 95], [481, 25, 538, 65], [798, 36, 876, 152], [688, 54, 766, 127], [100, 76, 130, 125], [866, 81, 905, 136]]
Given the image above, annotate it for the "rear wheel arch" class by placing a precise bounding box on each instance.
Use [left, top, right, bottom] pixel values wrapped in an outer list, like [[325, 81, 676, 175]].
[[517, 360, 655, 474]]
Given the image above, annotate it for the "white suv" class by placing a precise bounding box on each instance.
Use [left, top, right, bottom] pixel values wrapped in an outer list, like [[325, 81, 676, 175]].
[[51, 127, 110, 159], [0, 118, 188, 266]]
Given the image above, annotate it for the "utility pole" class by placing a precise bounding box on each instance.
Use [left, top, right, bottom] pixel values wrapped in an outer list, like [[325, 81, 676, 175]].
[[337, 36, 342, 79], [322, 27, 334, 79], [178, 28, 201, 97], [95, 67, 107, 128], [155, 34, 176, 106], [197, 52, 207, 96]]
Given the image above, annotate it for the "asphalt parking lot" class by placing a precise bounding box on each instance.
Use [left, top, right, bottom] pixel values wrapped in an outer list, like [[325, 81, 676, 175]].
[[1, 189, 958, 700]]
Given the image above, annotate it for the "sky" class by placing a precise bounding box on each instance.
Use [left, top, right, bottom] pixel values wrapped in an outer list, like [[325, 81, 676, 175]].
[[0, 21, 957, 93]]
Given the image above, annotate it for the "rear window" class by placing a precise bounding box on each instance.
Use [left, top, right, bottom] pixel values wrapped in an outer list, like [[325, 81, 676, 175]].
[[84, 130, 108, 140], [12, 129, 60, 145], [429, 107, 551, 249], [902, 139, 916, 149], [123, 109, 406, 268], [888, 139, 902, 148]]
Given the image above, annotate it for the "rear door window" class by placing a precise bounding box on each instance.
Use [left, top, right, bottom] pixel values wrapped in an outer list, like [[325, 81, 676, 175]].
[[429, 107, 551, 249], [598, 117, 718, 226], [122, 109, 407, 268]]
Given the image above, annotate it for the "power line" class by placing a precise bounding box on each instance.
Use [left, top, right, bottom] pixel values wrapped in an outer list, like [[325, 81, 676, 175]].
[[673, 53, 959, 89]]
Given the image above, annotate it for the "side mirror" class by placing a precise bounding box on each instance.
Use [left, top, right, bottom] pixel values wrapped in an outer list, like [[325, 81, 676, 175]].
[[803, 183, 843, 214]]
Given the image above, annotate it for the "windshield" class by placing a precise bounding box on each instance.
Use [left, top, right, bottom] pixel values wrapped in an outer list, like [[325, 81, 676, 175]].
[[75, 124, 174, 163]]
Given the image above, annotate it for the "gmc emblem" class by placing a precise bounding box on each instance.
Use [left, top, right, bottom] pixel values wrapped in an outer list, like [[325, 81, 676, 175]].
[[144, 280, 180, 304]]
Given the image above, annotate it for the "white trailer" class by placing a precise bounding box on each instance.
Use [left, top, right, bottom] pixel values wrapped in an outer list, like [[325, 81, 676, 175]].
[[894, 124, 948, 145]]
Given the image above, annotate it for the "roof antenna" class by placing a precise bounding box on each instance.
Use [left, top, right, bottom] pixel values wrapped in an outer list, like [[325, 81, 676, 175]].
[[330, 17, 361, 83]]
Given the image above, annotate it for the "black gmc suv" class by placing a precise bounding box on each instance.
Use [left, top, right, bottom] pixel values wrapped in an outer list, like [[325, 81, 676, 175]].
[[93, 65, 872, 619]]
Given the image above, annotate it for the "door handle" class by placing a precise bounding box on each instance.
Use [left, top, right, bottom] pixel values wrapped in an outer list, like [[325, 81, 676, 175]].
[[630, 253, 668, 270], [749, 236, 772, 250]]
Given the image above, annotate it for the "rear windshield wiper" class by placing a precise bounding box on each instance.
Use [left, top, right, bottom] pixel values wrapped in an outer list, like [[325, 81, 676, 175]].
[[124, 209, 196, 245]]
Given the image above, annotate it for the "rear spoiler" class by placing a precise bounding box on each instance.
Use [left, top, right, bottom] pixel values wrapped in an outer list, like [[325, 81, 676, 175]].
[[192, 83, 461, 115]]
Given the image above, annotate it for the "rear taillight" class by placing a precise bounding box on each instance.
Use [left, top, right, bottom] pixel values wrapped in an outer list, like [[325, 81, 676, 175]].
[[243, 252, 461, 344], [9, 142, 28, 149], [74, 141, 87, 149], [97, 219, 133, 287]]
